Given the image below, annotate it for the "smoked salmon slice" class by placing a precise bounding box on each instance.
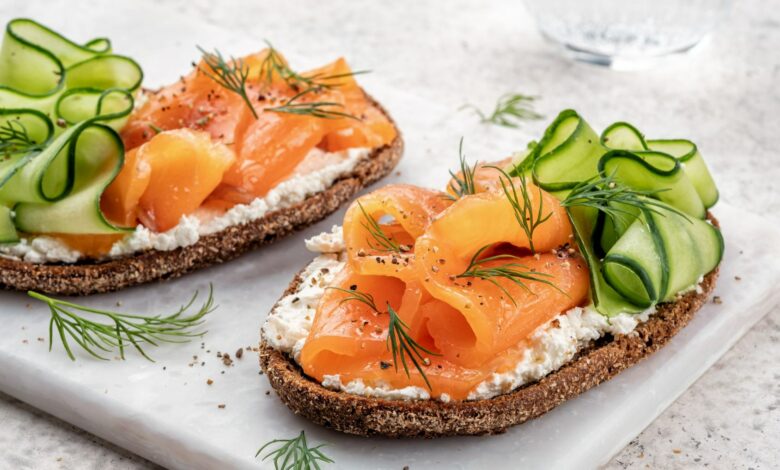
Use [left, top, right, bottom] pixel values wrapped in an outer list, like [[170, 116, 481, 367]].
[[119, 51, 396, 216], [33, 47, 398, 259], [342, 184, 451, 280], [103, 129, 235, 232], [300, 163, 591, 400]]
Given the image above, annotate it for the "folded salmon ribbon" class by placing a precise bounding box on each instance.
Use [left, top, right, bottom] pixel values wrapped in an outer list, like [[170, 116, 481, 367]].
[[300, 165, 591, 400]]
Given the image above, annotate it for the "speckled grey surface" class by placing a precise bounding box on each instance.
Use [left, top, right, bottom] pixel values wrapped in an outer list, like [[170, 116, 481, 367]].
[[0, 0, 777, 468]]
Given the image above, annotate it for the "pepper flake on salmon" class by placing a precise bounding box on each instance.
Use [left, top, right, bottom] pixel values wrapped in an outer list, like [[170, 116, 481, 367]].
[[299, 159, 591, 400]]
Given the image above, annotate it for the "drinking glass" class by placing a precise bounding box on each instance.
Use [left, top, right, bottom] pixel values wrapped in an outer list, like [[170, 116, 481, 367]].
[[523, 0, 732, 69]]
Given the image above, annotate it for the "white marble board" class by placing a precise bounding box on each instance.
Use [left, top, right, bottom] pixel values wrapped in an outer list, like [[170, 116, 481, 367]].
[[0, 3, 779, 469]]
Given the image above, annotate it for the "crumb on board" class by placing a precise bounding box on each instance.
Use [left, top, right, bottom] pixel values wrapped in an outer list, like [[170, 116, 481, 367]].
[[218, 404, 226, 409], [713, 296, 722, 304], [207, 379, 213, 386], [222, 353, 233, 367]]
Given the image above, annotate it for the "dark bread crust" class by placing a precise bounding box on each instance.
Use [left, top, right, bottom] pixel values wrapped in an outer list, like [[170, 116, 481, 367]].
[[260, 262, 719, 437], [0, 95, 402, 296]]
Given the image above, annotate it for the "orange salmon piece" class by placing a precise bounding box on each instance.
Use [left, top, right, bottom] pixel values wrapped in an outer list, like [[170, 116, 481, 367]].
[[413, 185, 585, 367], [297, 58, 397, 152], [121, 49, 292, 151], [446, 157, 515, 197], [101, 147, 150, 227], [221, 111, 324, 198], [342, 184, 451, 280], [130, 129, 235, 232]]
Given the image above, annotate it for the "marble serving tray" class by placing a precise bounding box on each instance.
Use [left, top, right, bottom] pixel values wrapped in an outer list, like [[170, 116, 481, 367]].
[[1, 3, 779, 469]]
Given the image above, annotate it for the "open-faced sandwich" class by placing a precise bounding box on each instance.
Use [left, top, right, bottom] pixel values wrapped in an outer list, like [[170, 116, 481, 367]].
[[260, 110, 723, 437], [0, 19, 401, 295]]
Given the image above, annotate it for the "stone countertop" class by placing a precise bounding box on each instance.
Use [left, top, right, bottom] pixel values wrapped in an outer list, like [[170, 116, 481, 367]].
[[0, 0, 777, 468]]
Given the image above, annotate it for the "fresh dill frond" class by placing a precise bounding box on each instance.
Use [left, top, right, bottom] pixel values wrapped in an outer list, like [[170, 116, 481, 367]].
[[197, 46, 258, 119], [328, 286, 440, 390], [386, 303, 440, 390], [256, 430, 334, 470], [330, 285, 379, 311], [446, 137, 478, 200], [302, 69, 371, 90], [29, 285, 216, 361], [0, 120, 44, 159], [462, 93, 543, 128], [456, 245, 561, 305], [267, 89, 358, 120], [562, 174, 691, 222], [260, 40, 369, 93], [356, 201, 402, 253], [488, 165, 552, 253]]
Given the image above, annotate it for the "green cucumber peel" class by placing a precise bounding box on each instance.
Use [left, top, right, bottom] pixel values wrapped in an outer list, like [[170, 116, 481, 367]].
[[0, 18, 143, 238], [528, 109, 607, 192], [523, 111, 723, 316], [597, 149, 706, 219]]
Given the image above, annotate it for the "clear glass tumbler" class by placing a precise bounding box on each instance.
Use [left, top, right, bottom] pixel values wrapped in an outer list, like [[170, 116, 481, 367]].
[[523, 0, 732, 69]]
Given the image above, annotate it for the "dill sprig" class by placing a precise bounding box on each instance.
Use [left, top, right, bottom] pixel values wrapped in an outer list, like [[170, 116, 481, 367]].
[[256, 430, 334, 470], [462, 93, 543, 128], [386, 303, 440, 390], [197, 46, 258, 119], [260, 40, 369, 93], [446, 137, 477, 200], [562, 174, 691, 222], [267, 89, 358, 120], [0, 120, 43, 158], [331, 285, 379, 311], [329, 286, 440, 390], [488, 165, 552, 253], [357, 201, 402, 253], [29, 285, 215, 361], [456, 245, 562, 305]]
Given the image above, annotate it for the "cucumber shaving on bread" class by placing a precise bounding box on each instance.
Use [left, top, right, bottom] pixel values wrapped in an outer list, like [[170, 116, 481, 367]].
[[260, 111, 722, 437]]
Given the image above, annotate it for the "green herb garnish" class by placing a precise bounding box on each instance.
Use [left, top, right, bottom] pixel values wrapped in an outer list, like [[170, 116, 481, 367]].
[[30, 285, 215, 361], [329, 286, 440, 390], [456, 245, 561, 305], [386, 303, 439, 390], [357, 200, 402, 253], [197, 47, 258, 119], [446, 137, 478, 200], [0, 120, 43, 158], [462, 93, 543, 128], [267, 89, 358, 120], [256, 430, 334, 470], [488, 165, 552, 253], [260, 40, 369, 93], [562, 174, 691, 222]]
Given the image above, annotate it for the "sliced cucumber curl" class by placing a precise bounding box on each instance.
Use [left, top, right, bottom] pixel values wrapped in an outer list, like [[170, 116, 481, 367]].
[[509, 110, 722, 316], [0, 18, 142, 242]]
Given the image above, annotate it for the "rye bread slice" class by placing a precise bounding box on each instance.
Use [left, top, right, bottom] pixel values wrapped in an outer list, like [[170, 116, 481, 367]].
[[260, 263, 719, 438], [0, 94, 402, 296]]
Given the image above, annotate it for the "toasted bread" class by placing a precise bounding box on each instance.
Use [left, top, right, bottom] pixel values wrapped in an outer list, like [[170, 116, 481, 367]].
[[260, 263, 718, 437], [0, 94, 402, 296]]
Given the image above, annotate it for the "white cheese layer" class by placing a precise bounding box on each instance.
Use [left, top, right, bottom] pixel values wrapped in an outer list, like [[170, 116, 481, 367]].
[[0, 147, 369, 264], [261, 228, 705, 402]]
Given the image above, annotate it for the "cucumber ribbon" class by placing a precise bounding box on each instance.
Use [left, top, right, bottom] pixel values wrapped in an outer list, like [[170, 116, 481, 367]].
[[0, 18, 143, 242], [511, 110, 723, 316]]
